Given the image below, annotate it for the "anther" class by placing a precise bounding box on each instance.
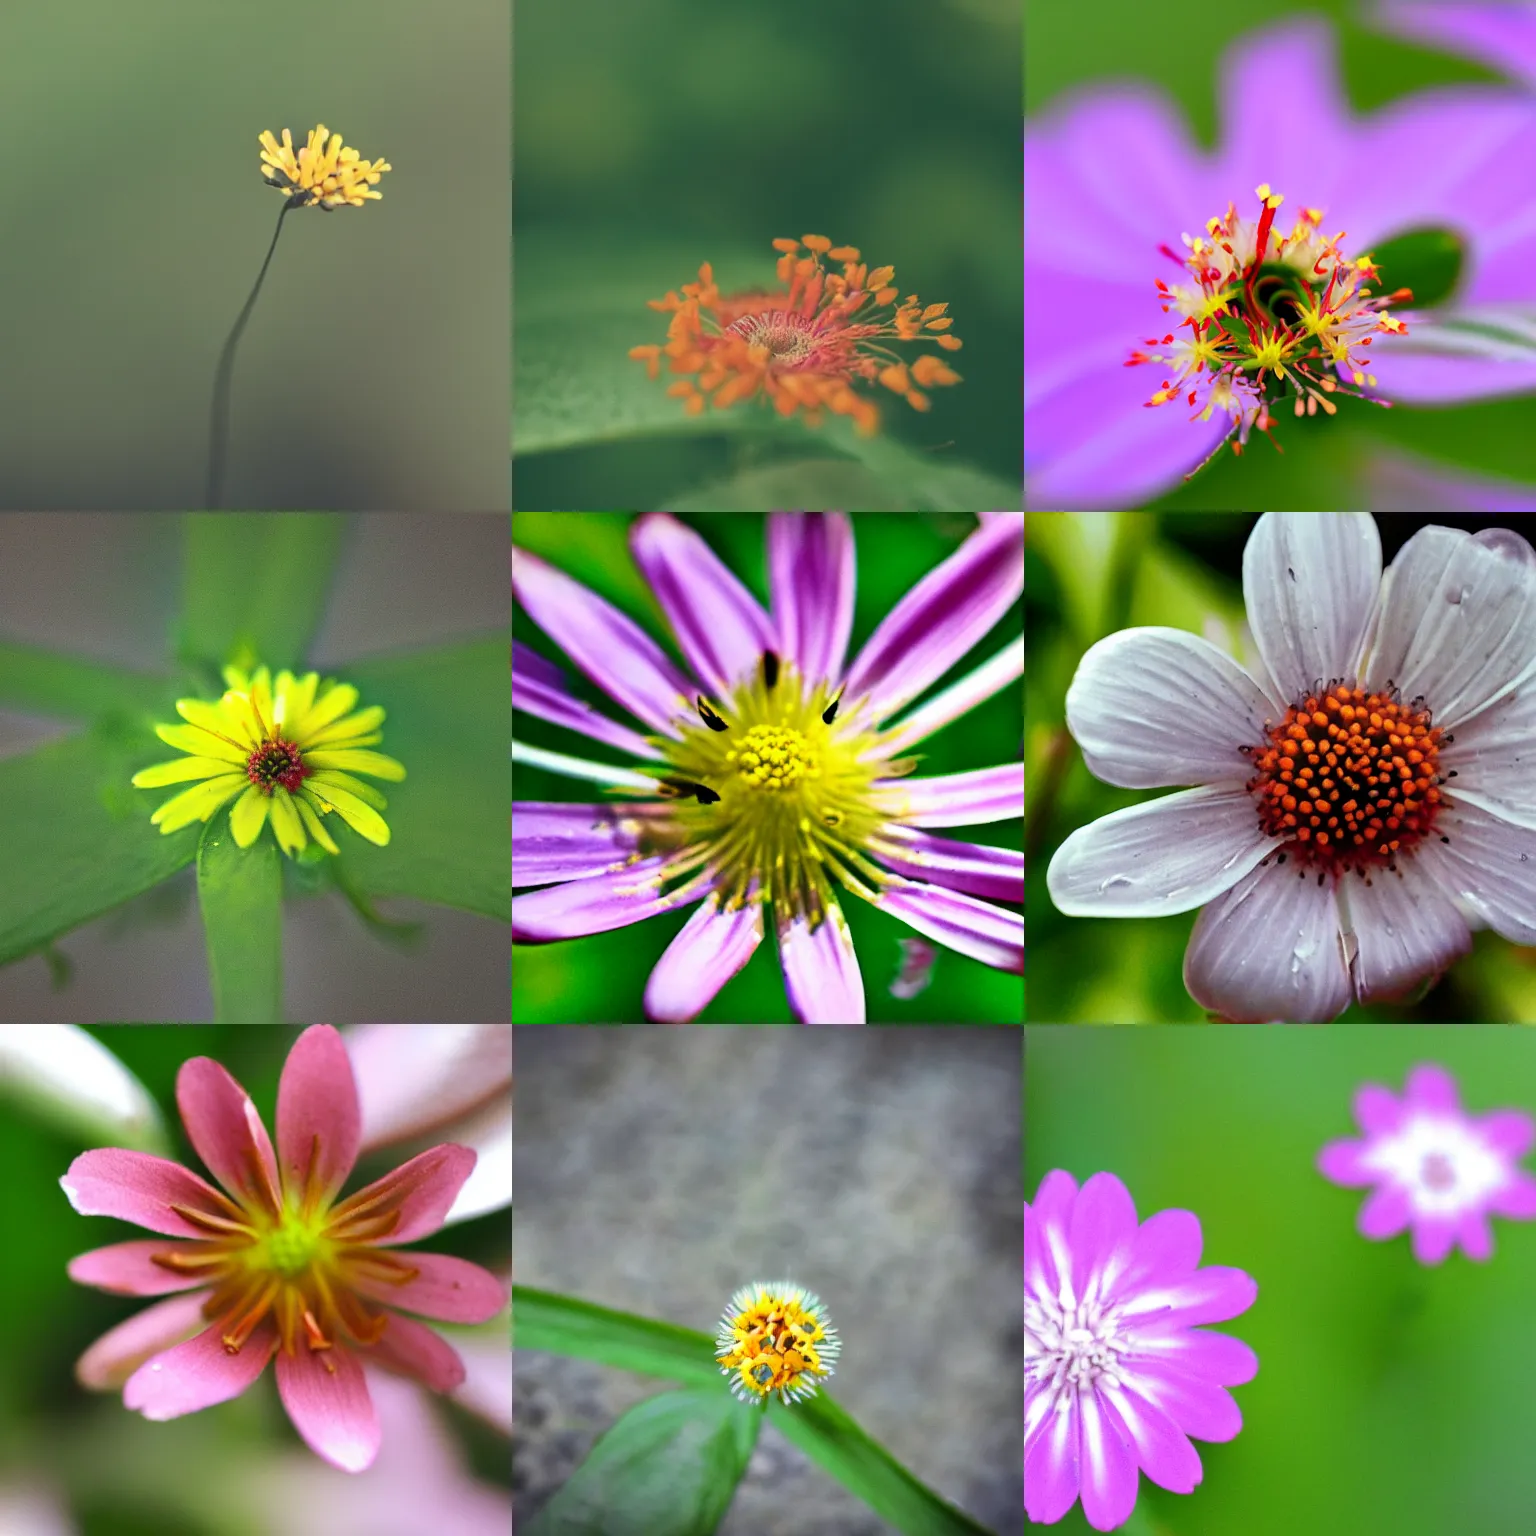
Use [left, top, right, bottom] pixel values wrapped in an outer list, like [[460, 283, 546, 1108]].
[[822, 691, 843, 725], [696, 697, 729, 732], [762, 650, 780, 690], [661, 777, 721, 805]]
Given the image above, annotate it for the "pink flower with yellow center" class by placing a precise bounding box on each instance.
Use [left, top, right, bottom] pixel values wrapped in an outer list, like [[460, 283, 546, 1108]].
[[61, 1026, 507, 1473]]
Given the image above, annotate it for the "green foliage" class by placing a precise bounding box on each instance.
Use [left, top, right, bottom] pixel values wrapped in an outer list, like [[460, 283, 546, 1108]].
[[0, 644, 180, 719], [197, 807, 283, 1024], [1368, 227, 1465, 309], [514, 1286, 721, 1387]]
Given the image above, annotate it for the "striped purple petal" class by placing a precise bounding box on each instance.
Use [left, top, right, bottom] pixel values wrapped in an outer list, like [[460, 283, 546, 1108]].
[[513, 642, 664, 761], [887, 763, 1024, 826], [512, 802, 670, 889], [644, 893, 763, 1022], [874, 882, 1024, 974], [511, 857, 697, 943], [872, 828, 1024, 904], [779, 905, 865, 1024], [768, 512, 856, 689]]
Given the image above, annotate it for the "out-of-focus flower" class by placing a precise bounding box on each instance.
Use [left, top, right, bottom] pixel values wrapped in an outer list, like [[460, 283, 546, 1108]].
[[513, 513, 1024, 1023], [1048, 513, 1536, 1022], [715, 1281, 840, 1406], [1317, 1062, 1536, 1263], [259, 125, 391, 210], [61, 1026, 507, 1473], [1372, 1, 1536, 87], [1025, 1170, 1258, 1532], [1363, 445, 1536, 511], [0, 1026, 167, 1153], [889, 936, 938, 999], [0, 1482, 74, 1536]]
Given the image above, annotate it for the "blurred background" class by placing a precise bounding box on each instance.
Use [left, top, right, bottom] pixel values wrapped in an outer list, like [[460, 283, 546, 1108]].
[[1026, 1024, 1536, 1535], [0, 0, 507, 510], [512, 512, 1023, 1024], [514, 1026, 1022, 1534], [1027, 511, 1536, 1023], [512, 0, 1022, 511]]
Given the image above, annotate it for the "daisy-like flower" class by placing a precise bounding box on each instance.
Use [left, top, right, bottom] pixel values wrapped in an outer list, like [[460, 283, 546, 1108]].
[[258, 124, 391, 210], [1025, 1170, 1258, 1532], [60, 1026, 508, 1474], [512, 513, 1024, 1024], [1047, 513, 1536, 1023], [714, 1280, 840, 1407], [1026, 18, 1536, 507], [1317, 1062, 1536, 1264], [131, 664, 406, 858], [629, 235, 962, 437]]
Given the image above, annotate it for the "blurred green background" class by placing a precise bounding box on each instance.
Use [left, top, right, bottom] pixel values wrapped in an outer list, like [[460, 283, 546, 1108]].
[[0, 0, 507, 511], [513, 0, 1022, 511], [1025, 0, 1536, 508], [1027, 511, 1536, 1023], [1026, 1025, 1536, 1535], [513, 512, 1023, 1023]]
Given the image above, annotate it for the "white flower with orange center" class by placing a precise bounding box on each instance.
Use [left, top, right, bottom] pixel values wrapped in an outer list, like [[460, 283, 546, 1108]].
[[715, 1281, 840, 1406]]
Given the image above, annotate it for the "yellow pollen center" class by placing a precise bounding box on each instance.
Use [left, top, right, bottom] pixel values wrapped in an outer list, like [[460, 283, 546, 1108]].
[[726, 723, 821, 792], [262, 1219, 323, 1278]]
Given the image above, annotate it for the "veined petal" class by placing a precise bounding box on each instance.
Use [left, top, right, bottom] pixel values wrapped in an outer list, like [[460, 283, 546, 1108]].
[[768, 512, 856, 689], [132, 756, 241, 789], [303, 749, 407, 781], [229, 785, 270, 848], [153, 722, 247, 766], [367, 1313, 466, 1393], [59, 1148, 237, 1238], [331, 1143, 477, 1245], [268, 788, 307, 855], [294, 795, 340, 855], [304, 780, 390, 845], [276, 1025, 361, 1205], [779, 904, 865, 1024], [274, 669, 320, 730], [514, 640, 665, 760], [176, 1055, 281, 1214], [75, 1291, 212, 1390], [512, 801, 667, 888], [873, 881, 1023, 973], [511, 857, 701, 942], [644, 892, 763, 1022], [874, 636, 1023, 757], [871, 828, 1024, 904], [177, 696, 256, 748], [67, 1240, 219, 1297], [299, 706, 385, 747], [275, 1341, 378, 1473], [886, 763, 1024, 826], [1344, 857, 1471, 1006], [348, 1251, 507, 1324], [306, 769, 388, 811], [148, 774, 247, 832], [296, 682, 361, 738]]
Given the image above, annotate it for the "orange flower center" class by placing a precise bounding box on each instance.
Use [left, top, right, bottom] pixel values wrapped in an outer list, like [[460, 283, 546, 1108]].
[[724, 308, 820, 365]]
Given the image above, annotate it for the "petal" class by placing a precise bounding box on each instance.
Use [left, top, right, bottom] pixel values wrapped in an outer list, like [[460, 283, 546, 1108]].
[[779, 904, 865, 1024], [303, 749, 407, 781], [301, 706, 388, 748], [331, 1143, 478, 1245], [1065, 627, 1278, 788], [511, 857, 698, 942], [124, 1317, 278, 1421], [1477, 1109, 1535, 1161], [306, 769, 387, 812], [1024, 1395, 1081, 1525], [1103, 1380, 1204, 1496], [872, 881, 1023, 974], [75, 1290, 212, 1390], [1371, 2, 1536, 85], [1119, 1266, 1258, 1330], [1440, 674, 1536, 829], [177, 695, 257, 747], [643, 892, 763, 1022], [1355, 1082, 1408, 1137], [1411, 1214, 1459, 1265], [349, 1251, 507, 1324], [275, 1342, 380, 1472], [1075, 1387, 1141, 1532], [1317, 1138, 1378, 1187], [875, 636, 1024, 756], [888, 762, 1024, 826], [229, 784, 270, 848], [132, 756, 240, 789], [511, 801, 665, 889], [1342, 860, 1472, 1006], [1067, 1170, 1139, 1292], [871, 828, 1024, 904], [269, 787, 307, 855], [1488, 1168, 1536, 1220], [767, 512, 856, 688], [274, 670, 320, 731], [348, 1024, 512, 1150], [276, 1025, 361, 1205], [1122, 1358, 1243, 1443], [67, 1240, 216, 1297], [304, 779, 390, 846], [176, 1056, 282, 1214], [842, 514, 1024, 723], [153, 722, 248, 766], [295, 683, 361, 738], [1118, 1208, 1203, 1293], [629, 512, 778, 698], [294, 796, 340, 855], [437, 1098, 511, 1226], [512, 545, 695, 737], [148, 774, 247, 832], [1405, 1063, 1461, 1112], [366, 1312, 467, 1394], [1129, 1328, 1257, 1389], [513, 641, 664, 761], [60, 1149, 238, 1238], [1047, 785, 1272, 918], [1414, 791, 1536, 944]]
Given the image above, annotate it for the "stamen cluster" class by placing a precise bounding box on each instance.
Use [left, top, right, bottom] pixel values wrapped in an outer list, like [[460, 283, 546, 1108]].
[[247, 738, 309, 795], [715, 1281, 839, 1406]]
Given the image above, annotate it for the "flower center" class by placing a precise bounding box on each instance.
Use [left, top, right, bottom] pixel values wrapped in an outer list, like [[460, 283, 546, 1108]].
[[1025, 1289, 1127, 1410], [1420, 1151, 1456, 1192], [726, 723, 821, 791], [246, 738, 309, 795], [1243, 683, 1447, 880], [725, 308, 821, 365], [261, 1217, 324, 1278]]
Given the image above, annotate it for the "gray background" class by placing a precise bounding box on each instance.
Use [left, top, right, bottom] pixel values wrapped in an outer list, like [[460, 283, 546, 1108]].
[[513, 1026, 1023, 1534]]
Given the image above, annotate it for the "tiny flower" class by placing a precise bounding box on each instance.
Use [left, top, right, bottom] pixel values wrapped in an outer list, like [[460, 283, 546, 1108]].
[[715, 1280, 840, 1406], [1025, 1170, 1258, 1532], [1317, 1062, 1536, 1264], [61, 1026, 507, 1474], [131, 664, 406, 858], [629, 236, 962, 437], [258, 124, 391, 210], [1048, 513, 1536, 1022]]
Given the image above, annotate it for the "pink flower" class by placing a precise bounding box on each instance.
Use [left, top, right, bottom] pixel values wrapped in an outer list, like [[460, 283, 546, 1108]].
[[1317, 1062, 1536, 1264], [60, 1025, 508, 1473]]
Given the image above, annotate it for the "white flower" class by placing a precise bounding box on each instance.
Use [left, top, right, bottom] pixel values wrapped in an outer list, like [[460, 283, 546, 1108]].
[[1047, 513, 1536, 1022]]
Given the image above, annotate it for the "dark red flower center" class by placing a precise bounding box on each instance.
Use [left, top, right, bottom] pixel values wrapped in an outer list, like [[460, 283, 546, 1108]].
[[246, 738, 309, 796]]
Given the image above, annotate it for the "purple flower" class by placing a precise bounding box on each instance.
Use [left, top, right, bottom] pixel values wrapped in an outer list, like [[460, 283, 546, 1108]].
[[1317, 1062, 1536, 1263], [1047, 513, 1536, 1023], [512, 513, 1023, 1023], [1372, 1, 1536, 87], [1026, 18, 1536, 508], [1025, 1170, 1258, 1532]]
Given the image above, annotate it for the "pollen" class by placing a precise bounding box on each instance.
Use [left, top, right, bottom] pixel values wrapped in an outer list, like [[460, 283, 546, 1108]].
[[246, 737, 309, 795], [715, 1281, 840, 1406], [726, 723, 821, 791]]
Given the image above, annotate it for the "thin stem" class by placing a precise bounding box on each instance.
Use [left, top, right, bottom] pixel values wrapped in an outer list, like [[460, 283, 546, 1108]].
[[206, 200, 297, 509]]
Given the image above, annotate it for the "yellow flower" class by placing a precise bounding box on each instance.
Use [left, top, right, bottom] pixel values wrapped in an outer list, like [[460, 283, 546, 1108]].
[[714, 1281, 840, 1406], [132, 665, 406, 858], [258, 124, 391, 210]]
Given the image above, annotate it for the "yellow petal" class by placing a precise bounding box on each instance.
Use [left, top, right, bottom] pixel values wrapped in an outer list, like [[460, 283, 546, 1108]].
[[269, 788, 307, 856], [176, 697, 255, 748], [275, 670, 319, 732], [308, 769, 387, 812], [304, 781, 389, 845], [300, 706, 385, 748], [153, 722, 248, 766], [132, 756, 237, 789], [229, 785, 270, 848], [299, 683, 361, 737], [149, 774, 246, 833], [304, 749, 406, 782], [294, 795, 340, 855]]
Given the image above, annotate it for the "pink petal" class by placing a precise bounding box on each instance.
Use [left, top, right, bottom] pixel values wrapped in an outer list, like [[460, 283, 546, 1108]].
[[1488, 1168, 1536, 1220], [449, 1335, 513, 1434], [276, 1343, 380, 1472], [175, 1055, 282, 1216], [887, 762, 1024, 826], [767, 512, 856, 688], [67, 1240, 215, 1296], [1410, 1214, 1459, 1265], [366, 1312, 469, 1393], [872, 828, 1023, 904], [75, 1291, 213, 1390], [512, 801, 668, 888], [1075, 1387, 1142, 1531], [349, 1024, 512, 1151], [1024, 1393, 1081, 1525], [1478, 1109, 1536, 1161], [874, 881, 1023, 974], [1404, 1063, 1461, 1114], [512, 857, 699, 941], [351, 1252, 507, 1324], [513, 641, 664, 760], [779, 904, 865, 1024], [276, 1025, 361, 1207], [1359, 1184, 1413, 1242], [644, 893, 763, 1022], [1317, 1138, 1377, 1187], [876, 637, 1023, 756], [60, 1149, 237, 1238], [123, 1317, 277, 1420], [334, 1143, 478, 1245]]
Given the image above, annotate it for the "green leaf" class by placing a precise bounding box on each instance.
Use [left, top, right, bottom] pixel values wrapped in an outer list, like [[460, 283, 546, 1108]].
[[513, 1286, 721, 1387], [525, 1388, 761, 1536], [197, 806, 282, 1023], [179, 513, 343, 671], [1368, 226, 1465, 309], [0, 725, 199, 970], [0, 643, 181, 720]]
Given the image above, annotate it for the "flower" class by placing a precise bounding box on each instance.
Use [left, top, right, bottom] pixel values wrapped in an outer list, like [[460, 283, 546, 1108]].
[[1047, 513, 1536, 1023], [714, 1280, 840, 1406], [1025, 1170, 1258, 1532], [1371, 1, 1536, 88], [629, 235, 962, 436], [131, 664, 406, 858], [1363, 445, 1536, 512], [258, 125, 391, 210], [512, 513, 1024, 1024], [1317, 1062, 1536, 1263], [1025, 19, 1536, 507], [60, 1025, 507, 1473]]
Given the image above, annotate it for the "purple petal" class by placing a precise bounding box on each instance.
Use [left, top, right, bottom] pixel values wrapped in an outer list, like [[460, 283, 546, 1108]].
[[1126, 1358, 1245, 1443], [872, 828, 1023, 904], [1477, 1109, 1536, 1160], [1364, 448, 1536, 514], [1410, 1213, 1459, 1265], [1317, 1138, 1378, 1187], [124, 1319, 278, 1421], [512, 857, 700, 943], [889, 762, 1024, 827], [644, 894, 763, 1022], [779, 904, 865, 1024], [1119, 1265, 1258, 1330], [1370, 2, 1536, 87], [1115, 1208, 1203, 1296], [511, 801, 669, 888], [873, 882, 1023, 974], [1354, 1083, 1406, 1137], [513, 642, 664, 761], [1075, 1387, 1141, 1531], [1067, 1170, 1139, 1292], [1488, 1169, 1536, 1220], [1024, 1396, 1081, 1525], [1107, 1381, 1204, 1495], [1128, 1327, 1258, 1389], [877, 637, 1023, 755], [1359, 1184, 1413, 1241], [767, 512, 855, 689], [1404, 1063, 1461, 1113]]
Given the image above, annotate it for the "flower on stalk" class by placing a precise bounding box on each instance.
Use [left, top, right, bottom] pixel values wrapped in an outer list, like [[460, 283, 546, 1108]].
[[1048, 513, 1536, 1022], [259, 125, 391, 210], [512, 513, 1024, 1024], [60, 1026, 507, 1473], [715, 1281, 839, 1406], [1317, 1062, 1536, 1264], [1025, 1170, 1257, 1532], [131, 664, 406, 858], [629, 235, 962, 437]]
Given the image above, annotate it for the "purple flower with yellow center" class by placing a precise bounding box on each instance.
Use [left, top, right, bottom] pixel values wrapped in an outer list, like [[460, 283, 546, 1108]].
[[512, 513, 1023, 1024], [1317, 1062, 1536, 1264], [1026, 18, 1536, 508], [1025, 1170, 1258, 1531]]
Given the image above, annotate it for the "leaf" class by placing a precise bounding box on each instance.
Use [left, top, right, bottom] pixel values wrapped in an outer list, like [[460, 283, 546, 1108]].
[[0, 724, 199, 970], [197, 806, 283, 1024], [513, 1286, 721, 1387], [525, 1388, 761, 1536], [1368, 226, 1465, 309], [179, 513, 344, 671], [0, 643, 181, 720]]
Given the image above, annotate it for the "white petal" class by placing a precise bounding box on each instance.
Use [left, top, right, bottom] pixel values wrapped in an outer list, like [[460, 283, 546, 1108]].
[[1437, 674, 1536, 829], [1046, 785, 1273, 917], [510, 739, 660, 791], [0, 1027, 168, 1154], [1341, 861, 1471, 1006], [1414, 791, 1536, 944], [1064, 626, 1276, 789]]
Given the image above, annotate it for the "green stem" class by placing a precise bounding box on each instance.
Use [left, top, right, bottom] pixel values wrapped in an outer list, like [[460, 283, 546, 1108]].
[[197, 807, 283, 1022]]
